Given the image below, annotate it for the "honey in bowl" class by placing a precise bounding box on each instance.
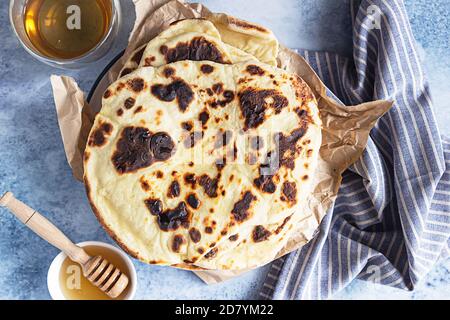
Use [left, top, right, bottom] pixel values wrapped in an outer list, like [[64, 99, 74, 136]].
[[24, 0, 112, 59], [59, 245, 131, 300]]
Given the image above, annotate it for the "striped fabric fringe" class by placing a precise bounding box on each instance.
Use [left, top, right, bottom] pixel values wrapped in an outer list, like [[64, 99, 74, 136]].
[[260, 0, 450, 300]]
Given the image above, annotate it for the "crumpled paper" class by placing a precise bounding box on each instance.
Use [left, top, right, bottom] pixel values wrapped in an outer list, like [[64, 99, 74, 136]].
[[51, 0, 392, 284]]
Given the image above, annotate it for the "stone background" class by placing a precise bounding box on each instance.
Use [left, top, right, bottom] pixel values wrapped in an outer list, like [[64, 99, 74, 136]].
[[0, 0, 448, 299]]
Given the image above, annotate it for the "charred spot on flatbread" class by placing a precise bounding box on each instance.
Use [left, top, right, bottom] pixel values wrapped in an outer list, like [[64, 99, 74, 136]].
[[204, 226, 213, 234], [274, 216, 292, 235], [145, 199, 190, 231], [88, 122, 113, 147], [238, 88, 288, 130], [281, 181, 297, 205], [131, 46, 146, 65], [163, 67, 176, 78], [204, 247, 218, 259], [209, 90, 235, 108], [200, 64, 214, 74], [143, 56, 156, 66], [199, 174, 220, 198], [171, 234, 185, 253], [253, 172, 276, 194], [120, 68, 134, 77], [103, 89, 112, 99], [167, 181, 181, 198], [151, 79, 194, 112], [246, 64, 265, 76], [229, 17, 269, 33], [144, 198, 162, 215], [112, 127, 175, 174], [231, 191, 256, 222], [140, 177, 150, 191], [183, 173, 197, 188], [186, 193, 200, 209], [127, 78, 145, 92], [124, 97, 136, 109], [181, 121, 193, 131], [205, 88, 214, 96], [116, 82, 126, 92], [198, 110, 210, 127], [169, 18, 207, 26], [151, 132, 176, 160], [252, 225, 271, 242], [253, 127, 307, 193], [117, 83, 125, 91], [212, 83, 223, 94], [275, 127, 307, 169], [160, 36, 230, 64], [134, 106, 144, 114], [189, 227, 201, 243]]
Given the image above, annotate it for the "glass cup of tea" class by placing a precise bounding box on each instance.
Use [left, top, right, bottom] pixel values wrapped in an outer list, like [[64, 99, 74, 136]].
[[9, 0, 122, 69]]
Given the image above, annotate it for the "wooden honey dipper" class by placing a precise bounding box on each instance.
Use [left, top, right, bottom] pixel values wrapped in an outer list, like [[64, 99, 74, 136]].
[[0, 192, 129, 299]]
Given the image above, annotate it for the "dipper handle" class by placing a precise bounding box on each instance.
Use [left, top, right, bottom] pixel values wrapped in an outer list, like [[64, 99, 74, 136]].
[[0, 192, 90, 265]]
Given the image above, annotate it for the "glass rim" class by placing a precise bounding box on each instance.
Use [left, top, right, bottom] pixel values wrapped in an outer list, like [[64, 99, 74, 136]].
[[9, 0, 120, 65]]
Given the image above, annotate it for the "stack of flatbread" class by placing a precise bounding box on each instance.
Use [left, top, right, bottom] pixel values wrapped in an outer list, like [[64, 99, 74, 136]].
[[84, 15, 322, 270]]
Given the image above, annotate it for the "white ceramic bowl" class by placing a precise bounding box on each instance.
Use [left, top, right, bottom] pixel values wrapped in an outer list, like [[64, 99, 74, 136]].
[[47, 241, 137, 300]]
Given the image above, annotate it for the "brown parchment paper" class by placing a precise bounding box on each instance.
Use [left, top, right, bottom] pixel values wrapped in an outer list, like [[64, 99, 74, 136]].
[[51, 0, 392, 284]]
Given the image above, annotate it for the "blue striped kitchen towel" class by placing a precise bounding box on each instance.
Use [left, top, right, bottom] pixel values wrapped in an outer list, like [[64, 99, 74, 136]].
[[260, 0, 450, 300]]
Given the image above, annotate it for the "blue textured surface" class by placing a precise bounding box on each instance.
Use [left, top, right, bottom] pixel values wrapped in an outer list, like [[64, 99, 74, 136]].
[[0, 0, 448, 300]]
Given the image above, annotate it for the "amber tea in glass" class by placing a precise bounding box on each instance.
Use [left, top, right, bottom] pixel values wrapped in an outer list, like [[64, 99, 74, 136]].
[[10, 0, 121, 68], [23, 0, 112, 59]]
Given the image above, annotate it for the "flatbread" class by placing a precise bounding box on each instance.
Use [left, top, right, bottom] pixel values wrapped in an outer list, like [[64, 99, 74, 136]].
[[84, 60, 321, 270], [118, 18, 275, 78], [119, 19, 257, 78], [206, 13, 279, 66]]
